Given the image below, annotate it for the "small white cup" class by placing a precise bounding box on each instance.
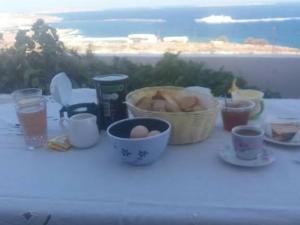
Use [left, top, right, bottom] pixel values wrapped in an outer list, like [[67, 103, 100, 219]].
[[60, 113, 100, 149], [232, 125, 264, 160]]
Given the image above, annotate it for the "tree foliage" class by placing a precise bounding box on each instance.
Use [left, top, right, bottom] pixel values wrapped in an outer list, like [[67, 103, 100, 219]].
[[0, 19, 280, 97]]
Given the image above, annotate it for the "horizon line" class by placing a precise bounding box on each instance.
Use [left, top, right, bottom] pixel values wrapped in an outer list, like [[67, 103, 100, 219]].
[[0, 1, 299, 14], [32, 2, 288, 14]]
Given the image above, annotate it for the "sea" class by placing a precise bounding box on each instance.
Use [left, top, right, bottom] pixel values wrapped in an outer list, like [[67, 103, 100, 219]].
[[51, 3, 300, 48]]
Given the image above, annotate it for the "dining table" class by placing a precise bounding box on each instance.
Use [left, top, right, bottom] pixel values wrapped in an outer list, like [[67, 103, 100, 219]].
[[0, 88, 299, 225]]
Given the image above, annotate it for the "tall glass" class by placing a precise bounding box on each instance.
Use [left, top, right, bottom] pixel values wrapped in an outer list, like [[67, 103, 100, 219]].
[[12, 88, 42, 101], [12, 89, 47, 150]]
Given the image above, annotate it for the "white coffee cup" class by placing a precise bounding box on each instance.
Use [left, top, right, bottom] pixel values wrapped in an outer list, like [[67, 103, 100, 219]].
[[232, 125, 264, 160], [60, 113, 100, 148]]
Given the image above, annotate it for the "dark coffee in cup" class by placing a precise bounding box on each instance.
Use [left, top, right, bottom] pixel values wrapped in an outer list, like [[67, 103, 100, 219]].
[[236, 129, 261, 136], [232, 125, 264, 160]]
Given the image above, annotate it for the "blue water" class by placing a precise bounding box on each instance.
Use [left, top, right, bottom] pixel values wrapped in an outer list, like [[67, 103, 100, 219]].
[[51, 3, 300, 48]]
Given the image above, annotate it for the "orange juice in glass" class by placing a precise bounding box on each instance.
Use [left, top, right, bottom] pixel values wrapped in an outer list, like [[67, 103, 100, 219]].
[[12, 89, 47, 149]]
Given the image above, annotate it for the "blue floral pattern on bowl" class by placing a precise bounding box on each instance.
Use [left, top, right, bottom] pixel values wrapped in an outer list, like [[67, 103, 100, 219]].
[[107, 118, 171, 166]]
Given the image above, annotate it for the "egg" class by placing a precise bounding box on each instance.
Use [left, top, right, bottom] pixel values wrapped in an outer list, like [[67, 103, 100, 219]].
[[130, 125, 149, 138], [148, 130, 161, 137]]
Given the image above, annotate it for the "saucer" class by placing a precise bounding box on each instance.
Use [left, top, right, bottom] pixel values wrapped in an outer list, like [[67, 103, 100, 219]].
[[264, 135, 300, 147], [219, 146, 275, 167]]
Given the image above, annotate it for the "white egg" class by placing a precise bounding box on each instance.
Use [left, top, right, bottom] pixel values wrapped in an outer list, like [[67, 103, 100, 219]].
[[148, 130, 161, 137], [130, 125, 149, 138]]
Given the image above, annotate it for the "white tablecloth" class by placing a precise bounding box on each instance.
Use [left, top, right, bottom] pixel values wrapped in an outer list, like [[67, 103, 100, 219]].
[[0, 89, 299, 225]]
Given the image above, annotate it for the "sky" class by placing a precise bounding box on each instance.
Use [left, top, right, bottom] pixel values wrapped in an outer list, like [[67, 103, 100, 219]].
[[0, 0, 300, 13]]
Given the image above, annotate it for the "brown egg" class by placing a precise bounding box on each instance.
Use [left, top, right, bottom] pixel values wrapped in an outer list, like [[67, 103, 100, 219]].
[[148, 130, 161, 137], [130, 125, 149, 138]]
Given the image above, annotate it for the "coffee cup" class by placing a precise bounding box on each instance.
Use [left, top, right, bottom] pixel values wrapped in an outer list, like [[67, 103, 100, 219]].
[[60, 113, 100, 148], [232, 125, 264, 160]]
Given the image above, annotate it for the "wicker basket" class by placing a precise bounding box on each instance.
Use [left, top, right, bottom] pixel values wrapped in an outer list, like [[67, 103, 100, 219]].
[[125, 86, 219, 145]]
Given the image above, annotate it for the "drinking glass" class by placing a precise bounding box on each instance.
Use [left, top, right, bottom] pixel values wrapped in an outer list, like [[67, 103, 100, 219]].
[[12, 88, 47, 150], [12, 88, 42, 101], [221, 99, 255, 131], [231, 89, 264, 119]]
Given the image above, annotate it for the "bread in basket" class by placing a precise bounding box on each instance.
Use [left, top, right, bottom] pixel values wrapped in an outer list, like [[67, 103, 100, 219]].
[[125, 86, 219, 145]]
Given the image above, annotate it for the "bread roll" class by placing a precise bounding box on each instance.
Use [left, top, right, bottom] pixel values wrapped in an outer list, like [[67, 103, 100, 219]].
[[152, 91, 165, 100], [271, 123, 299, 142], [177, 96, 199, 112], [152, 100, 166, 112], [134, 89, 207, 113], [165, 101, 180, 112], [164, 95, 180, 112], [136, 97, 152, 110], [192, 104, 206, 112]]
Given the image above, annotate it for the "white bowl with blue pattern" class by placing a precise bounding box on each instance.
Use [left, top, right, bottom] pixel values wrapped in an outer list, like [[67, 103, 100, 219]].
[[107, 117, 171, 166]]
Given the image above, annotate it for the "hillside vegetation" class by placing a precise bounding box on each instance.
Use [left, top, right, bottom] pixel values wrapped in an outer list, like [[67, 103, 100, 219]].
[[0, 19, 280, 97]]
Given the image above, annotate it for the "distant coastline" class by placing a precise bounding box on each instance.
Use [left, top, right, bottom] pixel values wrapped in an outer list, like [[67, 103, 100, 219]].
[[57, 30, 300, 55], [2, 27, 300, 55], [1, 10, 300, 56]]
